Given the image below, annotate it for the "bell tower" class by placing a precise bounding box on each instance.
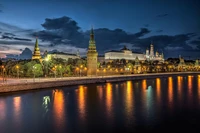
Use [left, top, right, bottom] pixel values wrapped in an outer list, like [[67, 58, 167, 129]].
[[87, 27, 98, 76]]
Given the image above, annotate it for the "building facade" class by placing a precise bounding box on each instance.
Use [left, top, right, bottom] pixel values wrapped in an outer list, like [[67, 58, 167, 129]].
[[105, 43, 164, 62], [47, 51, 80, 61], [87, 27, 98, 76]]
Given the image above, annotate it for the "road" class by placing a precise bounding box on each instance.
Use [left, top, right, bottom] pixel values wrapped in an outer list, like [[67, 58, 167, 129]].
[[0, 71, 200, 85]]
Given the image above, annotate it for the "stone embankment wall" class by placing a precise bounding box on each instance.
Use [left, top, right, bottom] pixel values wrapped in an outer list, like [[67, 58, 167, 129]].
[[0, 72, 200, 93]]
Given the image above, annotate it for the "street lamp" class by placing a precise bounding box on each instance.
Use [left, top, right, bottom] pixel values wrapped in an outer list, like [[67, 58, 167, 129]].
[[16, 65, 19, 79], [54, 65, 57, 80], [33, 66, 36, 82], [59, 65, 62, 78], [80, 65, 83, 77]]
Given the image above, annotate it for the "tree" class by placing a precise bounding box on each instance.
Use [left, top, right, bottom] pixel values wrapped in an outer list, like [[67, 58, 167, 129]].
[[33, 64, 43, 77]]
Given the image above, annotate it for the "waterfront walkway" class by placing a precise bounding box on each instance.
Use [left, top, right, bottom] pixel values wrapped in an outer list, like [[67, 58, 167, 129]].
[[1, 72, 200, 86]]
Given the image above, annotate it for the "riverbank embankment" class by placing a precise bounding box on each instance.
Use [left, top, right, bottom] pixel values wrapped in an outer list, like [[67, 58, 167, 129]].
[[0, 72, 200, 93]]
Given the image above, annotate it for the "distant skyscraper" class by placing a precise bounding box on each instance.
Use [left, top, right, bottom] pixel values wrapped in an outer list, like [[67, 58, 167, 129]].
[[32, 38, 42, 60], [87, 27, 98, 76]]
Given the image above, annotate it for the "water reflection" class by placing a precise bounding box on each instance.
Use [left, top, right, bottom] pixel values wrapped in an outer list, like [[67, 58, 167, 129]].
[[97, 86, 103, 101], [141, 79, 147, 114], [42, 96, 51, 117], [142, 79, 147, 90], [0, 99, 6, 121], [188, 76, 193, 104], [168, 77, 173, 109], [156, 78, 161, 104], [53, 90, 65, 131], [106, 83, 113, 118], [77, 85, 87, 120], [177, 76, 183, 103], [13, 96, 22, 132], [124, 81, 134, 122], [198, 76, 200, 102]]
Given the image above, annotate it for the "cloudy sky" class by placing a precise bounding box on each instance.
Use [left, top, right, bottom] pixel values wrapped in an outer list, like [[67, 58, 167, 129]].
[[0, 0, 200, 59]]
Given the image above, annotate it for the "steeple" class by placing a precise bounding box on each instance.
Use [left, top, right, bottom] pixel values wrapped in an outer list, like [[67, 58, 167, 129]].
[[90, 26, 94, 41], [87, 26, 98, 76], [32, 37, 42, 60], [88, 26, 97, 52]]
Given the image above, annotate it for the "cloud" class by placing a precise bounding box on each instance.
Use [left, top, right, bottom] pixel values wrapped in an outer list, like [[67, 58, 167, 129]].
[[33, 17, 151, 53], [30, 16, 198, 59], [19, 47, 32, 59], [1, 16, 199, 58], [0, 4, 2, 13], [190, 40, 200, 49], [33, 16, 85, 47], [156, 14, 168, 18], [144, 24, 149, 27], [4, 32, 16, 36], [156, 30, 163, 33]]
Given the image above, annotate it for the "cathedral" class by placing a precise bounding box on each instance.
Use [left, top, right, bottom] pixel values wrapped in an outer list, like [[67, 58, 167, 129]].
[[105, 42, 164, 62]]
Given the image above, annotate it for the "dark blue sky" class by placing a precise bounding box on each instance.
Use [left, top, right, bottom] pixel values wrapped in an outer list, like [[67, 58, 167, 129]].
[[0, 0, 200, 58]]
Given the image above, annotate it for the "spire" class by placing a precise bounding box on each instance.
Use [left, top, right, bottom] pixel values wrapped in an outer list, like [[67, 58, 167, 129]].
[[32, 37, 41, 60], [90, 26, 94, 41], [35, 37, 39, 49]]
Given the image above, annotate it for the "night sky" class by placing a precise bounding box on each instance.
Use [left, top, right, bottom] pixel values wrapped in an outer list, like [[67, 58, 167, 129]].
[[0, 0, 200, 59]]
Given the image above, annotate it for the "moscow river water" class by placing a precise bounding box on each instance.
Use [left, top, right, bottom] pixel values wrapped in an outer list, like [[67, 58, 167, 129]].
[[1, 75, 200, 133]]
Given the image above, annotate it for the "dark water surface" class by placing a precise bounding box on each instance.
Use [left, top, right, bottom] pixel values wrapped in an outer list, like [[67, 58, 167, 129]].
[[1, 75, 200, 133]]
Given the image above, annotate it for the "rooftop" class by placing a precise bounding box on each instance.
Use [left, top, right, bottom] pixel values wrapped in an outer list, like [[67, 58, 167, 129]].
[[50, 51, 78, 56]]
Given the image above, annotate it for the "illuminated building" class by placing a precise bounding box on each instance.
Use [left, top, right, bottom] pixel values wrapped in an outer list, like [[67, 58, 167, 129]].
[[47, 51, 80, 61], [105, 42, 164, 62], [87, 27, 98, 76]]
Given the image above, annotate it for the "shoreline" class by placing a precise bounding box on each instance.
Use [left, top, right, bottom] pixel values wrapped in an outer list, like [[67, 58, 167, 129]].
[[0, 72, 200, 93]]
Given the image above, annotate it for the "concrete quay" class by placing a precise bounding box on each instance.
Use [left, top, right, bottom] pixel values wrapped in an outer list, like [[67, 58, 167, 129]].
[[0, 72, 200, 93]]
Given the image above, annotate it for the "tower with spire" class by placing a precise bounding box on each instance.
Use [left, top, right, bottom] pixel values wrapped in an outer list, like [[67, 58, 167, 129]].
[[87, 27, 98, 76], [32, 37, 42, 60], [150, 41, 154, 58]]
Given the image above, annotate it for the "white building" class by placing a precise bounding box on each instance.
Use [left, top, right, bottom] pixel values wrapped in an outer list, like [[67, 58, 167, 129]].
[[105, 43, 164, 61], [47, 51, 80, 61]]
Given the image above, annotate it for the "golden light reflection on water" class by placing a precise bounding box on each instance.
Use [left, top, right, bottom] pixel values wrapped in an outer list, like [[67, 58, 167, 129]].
[[142, 79, 147, 109], [0, 99, 6, 121], [188, 76, 193, 103], [77, 85, 87, 120], [125, 81, 134, 119], [13, 97, 21, 121], [198, 75, 200, 101], [106, 83, 113, 117], [177, 76, 183, 102], [53, 90, 65, 130], [142, 79, 147, 90], [168, 77, 173, 109], [156, 78, 161, 103], [13, 96, 21, 132], [97, 86, 103, 101]]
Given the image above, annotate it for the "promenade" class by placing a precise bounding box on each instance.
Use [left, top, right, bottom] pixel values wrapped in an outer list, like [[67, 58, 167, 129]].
[[0, 72, 200, 93]]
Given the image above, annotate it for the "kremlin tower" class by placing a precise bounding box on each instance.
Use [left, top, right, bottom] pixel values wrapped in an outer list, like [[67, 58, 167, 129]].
[[32, 38, 42, 60], [87, 27, 98, 76]]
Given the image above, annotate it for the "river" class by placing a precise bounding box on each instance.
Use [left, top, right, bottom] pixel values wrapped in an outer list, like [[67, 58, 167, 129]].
[[0, 75, 200, 133]]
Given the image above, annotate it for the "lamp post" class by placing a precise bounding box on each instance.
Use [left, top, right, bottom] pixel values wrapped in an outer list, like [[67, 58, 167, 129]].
[[33, 66, 36, 82], [1, 65, 4, 82], [59, 65, 62, 78], [54, 66, 57, 80], [80, 65, 83, 77], [16, 65, 19, 79], [45, 57, 49, 77]]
